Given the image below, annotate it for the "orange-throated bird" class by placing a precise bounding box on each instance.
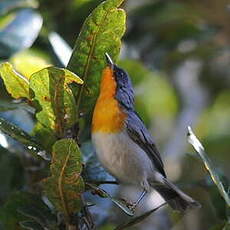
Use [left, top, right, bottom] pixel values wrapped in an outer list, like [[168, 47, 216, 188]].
[[92, 53, 200, 211]]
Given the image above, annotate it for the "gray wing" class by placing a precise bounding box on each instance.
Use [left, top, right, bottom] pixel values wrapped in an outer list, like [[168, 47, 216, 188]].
[[126, 111, 166, 177]]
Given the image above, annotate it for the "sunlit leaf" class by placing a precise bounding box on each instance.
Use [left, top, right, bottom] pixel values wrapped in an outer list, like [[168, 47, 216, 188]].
[[43, 139, 85, 221], [0, 9, 42, 57], [114, 202, 167, 230], [29, 67, 83, 138], [0, 62, 29, 99], [187, 126, 230, 207], [10, 49, 51, 79], [0, 117, 49, 160], [67, 0, 126, 122]]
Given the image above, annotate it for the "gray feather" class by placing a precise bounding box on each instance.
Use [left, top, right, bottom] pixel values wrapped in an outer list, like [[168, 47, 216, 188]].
[[126, 111, 166, 177]]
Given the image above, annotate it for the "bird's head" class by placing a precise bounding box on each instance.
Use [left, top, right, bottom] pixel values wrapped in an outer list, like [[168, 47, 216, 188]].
[[103, 53, 134, 109]]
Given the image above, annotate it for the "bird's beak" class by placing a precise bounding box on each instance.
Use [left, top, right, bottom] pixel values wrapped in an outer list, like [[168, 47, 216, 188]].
[[105, 53, 114, 69]]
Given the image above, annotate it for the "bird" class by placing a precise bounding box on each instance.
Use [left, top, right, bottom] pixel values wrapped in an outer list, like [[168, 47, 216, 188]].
[[91, 53, 200, 212]]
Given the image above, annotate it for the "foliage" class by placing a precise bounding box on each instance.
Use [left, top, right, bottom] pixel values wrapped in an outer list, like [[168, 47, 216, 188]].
[[0, 0, 229, 229]]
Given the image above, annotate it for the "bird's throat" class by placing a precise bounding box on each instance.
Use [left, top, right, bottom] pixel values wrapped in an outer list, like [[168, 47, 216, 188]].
[[92, 67, 127, 133]]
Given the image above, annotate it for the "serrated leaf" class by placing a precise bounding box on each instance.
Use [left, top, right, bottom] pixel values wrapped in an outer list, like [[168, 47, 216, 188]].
[[67, 0, 126, 122], [0, 9, 42, 57], [29, 67, 83, 138], [43, 139, 85, 221], [0, 117, 49, 160], [187, 126, 230, 207], [0, 62, 29, 99]]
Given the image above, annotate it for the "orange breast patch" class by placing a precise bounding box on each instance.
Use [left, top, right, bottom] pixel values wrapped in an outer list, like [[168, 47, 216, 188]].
[[92, 67, 127, 133]]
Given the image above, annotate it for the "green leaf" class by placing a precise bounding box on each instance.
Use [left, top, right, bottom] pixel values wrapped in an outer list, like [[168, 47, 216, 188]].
[[67, 0, 126, 121], [10, 49, 51, 79], [187, 126, 230, 207], [114, 202, 167, 230], [29, 67, 83, 138], [43, 139, 85, 222], [0, 62, 29, 99], [0, 117, 49, 160], [31, 122, 57, 153]]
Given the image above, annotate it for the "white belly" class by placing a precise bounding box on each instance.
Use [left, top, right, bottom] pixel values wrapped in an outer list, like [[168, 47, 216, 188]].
[[92, 130, 154, 190]]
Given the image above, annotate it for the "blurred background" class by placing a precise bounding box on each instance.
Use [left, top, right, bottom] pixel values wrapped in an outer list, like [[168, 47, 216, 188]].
[[0, 0, 229, 229]]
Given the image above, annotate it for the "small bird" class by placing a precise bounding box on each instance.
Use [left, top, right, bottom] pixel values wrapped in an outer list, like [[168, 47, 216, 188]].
[[91, 53, 200, 212]]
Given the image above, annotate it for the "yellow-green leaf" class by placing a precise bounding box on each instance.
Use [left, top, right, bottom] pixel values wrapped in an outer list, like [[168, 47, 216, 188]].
[[43, 139, 84, 221], [67, 0, 126, 122], [30, 67, 83, 138], [0, 62, 29, 99]]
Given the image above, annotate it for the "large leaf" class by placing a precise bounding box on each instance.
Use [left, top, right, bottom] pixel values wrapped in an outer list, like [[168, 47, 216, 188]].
[[29, 67, 83, 138], [0, 117, 49, 160], [0, 9, 42, 57], [43, 139, 85, 222], [67, 0, 126, 122], [0, 62, 29, 99], [187, 126, 230, 207]]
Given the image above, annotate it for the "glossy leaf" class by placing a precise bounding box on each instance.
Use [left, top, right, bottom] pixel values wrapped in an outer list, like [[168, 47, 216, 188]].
[[0, 117, 49, 160], [0, 9, 42, 57], [29, 67, 83, 138], [43, 139, 84, 221], [0, 62, 29, 99], [187, 126, 230, 206], [67, 0, 126, 121]]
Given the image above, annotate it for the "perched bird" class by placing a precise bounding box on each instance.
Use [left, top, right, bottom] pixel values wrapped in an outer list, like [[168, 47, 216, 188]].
[[91, 53, 200, 212]]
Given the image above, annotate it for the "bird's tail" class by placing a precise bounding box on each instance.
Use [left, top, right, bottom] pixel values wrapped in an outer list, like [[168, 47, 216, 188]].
[[152, 178, 200, 212]]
